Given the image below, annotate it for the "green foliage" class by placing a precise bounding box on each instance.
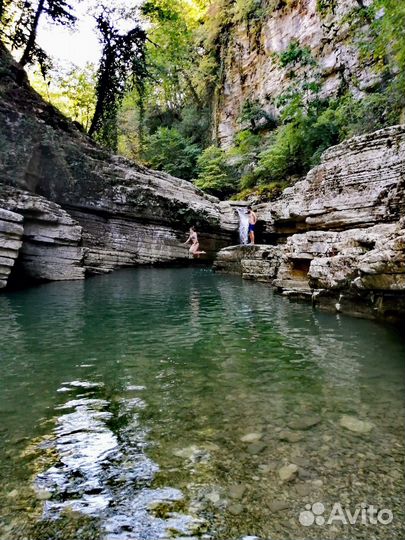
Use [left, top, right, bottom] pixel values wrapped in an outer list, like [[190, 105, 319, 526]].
[[30, 63, 96, 131], [232, 182, 285, 202], [143, 127, 201, 180], [194, 146, 236, 197], [232, 0, 263, 23], [278, 40, 314, 68], [240, 97, 340, 187], [316, 0, 337, 15], [238, 99, 276, 131], [372, 0, 405, 72], [232, 129, 262, 156]]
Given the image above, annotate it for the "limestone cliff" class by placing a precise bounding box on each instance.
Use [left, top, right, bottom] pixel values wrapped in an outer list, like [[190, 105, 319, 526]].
[[215, 0, 378, 147], [0, 45, 238, 288], [215, 125, 405, 321]]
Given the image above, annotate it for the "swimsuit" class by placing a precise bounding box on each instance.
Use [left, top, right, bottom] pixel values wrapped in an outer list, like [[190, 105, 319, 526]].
[[248, 223, 256, 232]]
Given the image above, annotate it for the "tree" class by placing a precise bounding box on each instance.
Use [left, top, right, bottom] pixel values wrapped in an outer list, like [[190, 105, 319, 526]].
[[88, 7, 148, 150], [30, 63, 97, 131], [5, 0, 76, 70]]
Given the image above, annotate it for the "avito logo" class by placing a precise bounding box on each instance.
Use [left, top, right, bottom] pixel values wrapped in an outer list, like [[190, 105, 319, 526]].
[[299, 502, 393, 527]]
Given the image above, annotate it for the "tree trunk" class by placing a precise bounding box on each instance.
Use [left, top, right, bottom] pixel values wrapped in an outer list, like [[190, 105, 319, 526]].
[[88, 46, 114, 137], [19, 0, 46, 67]]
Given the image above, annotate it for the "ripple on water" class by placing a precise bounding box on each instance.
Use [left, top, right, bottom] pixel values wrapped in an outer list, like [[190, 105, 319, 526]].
[[34, 383, 204, 539]]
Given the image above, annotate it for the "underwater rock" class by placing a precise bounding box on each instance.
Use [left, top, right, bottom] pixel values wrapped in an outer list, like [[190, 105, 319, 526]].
[[278, 430, 305, 443], [287, 416, 321, 431], [278, 464, 299, 482], [240, 432, 263, 443], [339, 415, 374, 434], [228, 484, 247, 500], [172, 445, 211, 463], [246, 442, 267, 455], [228, 503, 244, 515], [269, 500, 290, 512]]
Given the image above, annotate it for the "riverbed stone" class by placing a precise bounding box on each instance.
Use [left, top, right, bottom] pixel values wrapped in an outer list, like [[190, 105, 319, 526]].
[[295, 483, 313, 497], [228, 484, 247, 500], [35, 489, 52, 500], [228, 503, 244, 515], [258, 461, 278, 473], [287, 416, 321, 431], [240, 432, 262, 443], [278, 464, 299, 482], [269, 500, 290, 512], [339, 415, 374, 434], [278, 430, 304, 443], [246, 442, 267, 455]]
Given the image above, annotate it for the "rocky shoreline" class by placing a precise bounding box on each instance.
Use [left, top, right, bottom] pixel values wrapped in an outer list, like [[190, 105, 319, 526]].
[[214, 125, 405, 322]]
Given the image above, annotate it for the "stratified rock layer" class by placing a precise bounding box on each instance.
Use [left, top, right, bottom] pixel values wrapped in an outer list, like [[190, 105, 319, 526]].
[[0, 185, 84, 286], [215, 126, 405, 321], [0, 207, 23, 288]]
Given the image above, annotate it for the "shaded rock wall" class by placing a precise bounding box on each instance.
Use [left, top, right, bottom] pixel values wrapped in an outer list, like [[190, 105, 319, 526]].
[[0, 45, 238, 288], [215, 0, 377, 147], [215, 125, 405, 321]]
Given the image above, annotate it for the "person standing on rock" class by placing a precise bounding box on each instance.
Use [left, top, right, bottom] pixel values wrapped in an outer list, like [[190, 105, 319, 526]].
[[247, 206, 257, 244], [184, 227, 206, 258]]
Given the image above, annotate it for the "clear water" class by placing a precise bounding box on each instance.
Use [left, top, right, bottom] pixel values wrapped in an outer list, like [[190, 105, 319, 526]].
[[0, 268, 404, 540]]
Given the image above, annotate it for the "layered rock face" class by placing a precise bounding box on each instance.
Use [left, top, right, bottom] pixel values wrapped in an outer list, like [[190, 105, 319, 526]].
[[215, 125, 405, 320], [0, 45, 237, 288], [0, 207, 23, 288], [0, 185, 84, 285], [215, 0, 376, 147]]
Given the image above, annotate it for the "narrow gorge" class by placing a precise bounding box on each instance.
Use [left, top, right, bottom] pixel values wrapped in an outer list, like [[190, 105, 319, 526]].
[[1, 39, 404, 321], [1, 2, 405, 540]]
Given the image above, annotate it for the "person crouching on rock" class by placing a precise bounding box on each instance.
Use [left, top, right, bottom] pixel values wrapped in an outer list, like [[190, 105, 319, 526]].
[[184, 226, 206, 258], [247, 206, 257, 244]]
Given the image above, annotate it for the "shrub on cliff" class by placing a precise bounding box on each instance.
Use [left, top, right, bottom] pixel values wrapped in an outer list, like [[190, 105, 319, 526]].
[[240, 97, 340, 188]]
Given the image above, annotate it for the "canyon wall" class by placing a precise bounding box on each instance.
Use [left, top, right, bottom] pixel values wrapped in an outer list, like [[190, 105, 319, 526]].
[[215, 0, 377, 147], [215, 125, 405, 321], [0, 45, 238, 289]]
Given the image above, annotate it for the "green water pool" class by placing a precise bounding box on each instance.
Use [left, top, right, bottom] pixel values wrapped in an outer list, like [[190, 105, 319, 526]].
[[0, 268, 403, 540]]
